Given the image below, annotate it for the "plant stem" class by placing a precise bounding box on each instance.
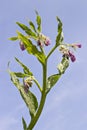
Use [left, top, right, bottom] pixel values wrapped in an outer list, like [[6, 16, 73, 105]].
[[46, 45, 57, 60], [40, 46, 45, 54], [27, 60, 47, 130]]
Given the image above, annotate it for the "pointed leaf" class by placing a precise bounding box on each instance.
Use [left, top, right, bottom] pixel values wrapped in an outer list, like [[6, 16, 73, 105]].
[[56, 16, 64, 46], [15, 57, 33, 75], [17, 31, 46, 64], [14, 72, 29, 78], [35, 11, 41, 32], [25, 29, 37, 39], [9, 71, 38, 117], [9, 36, 18, 41], [16, 22, 29, 31], [46, 74, 61, 93], [29, 21, 36, 33], [22, 117, 27, 130], [16, 22, 37, 39]]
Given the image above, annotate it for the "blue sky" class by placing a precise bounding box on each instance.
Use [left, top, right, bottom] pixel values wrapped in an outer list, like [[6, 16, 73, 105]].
[[0, 0, 87, 130]]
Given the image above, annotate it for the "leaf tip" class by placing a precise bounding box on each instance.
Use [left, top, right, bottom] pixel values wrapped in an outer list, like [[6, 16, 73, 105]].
[[35, 9, 39, 15]]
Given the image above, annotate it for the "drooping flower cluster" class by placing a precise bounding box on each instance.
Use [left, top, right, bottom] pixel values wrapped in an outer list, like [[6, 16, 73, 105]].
[[59, 43, 82, 62], [57, 43, 82, 74], [37, 33, 51, 47], [23, 76, 34, 93], [19, 33, 51, 51]]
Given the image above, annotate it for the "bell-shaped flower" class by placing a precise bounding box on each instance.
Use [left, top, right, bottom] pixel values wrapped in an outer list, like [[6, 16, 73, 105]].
[[19, 41, 25, 51]]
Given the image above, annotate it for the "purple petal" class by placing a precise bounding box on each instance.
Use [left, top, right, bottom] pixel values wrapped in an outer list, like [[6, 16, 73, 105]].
[[70, 55, 76, 62], [45, 38, 51, 46], [68, 51, 76, 62], [76, 44, 82, 48], [19, 41, 25, 51], [37, 40, 44, 47]]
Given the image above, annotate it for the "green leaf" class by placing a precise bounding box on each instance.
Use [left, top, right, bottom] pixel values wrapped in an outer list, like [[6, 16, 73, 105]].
[[46, 74, 61, 93], [56, 16, 64, 46], [17, 31, 46, 64], [25, 29, 37, 39], [14, 72, 29, 78], [57, 56, 69, 74], [9, 71, 38, 117], [9, 36, 18, 41], [22, 117, 27, 130], [35, 11, 41, 33], [15, 57, 33, 75], [29, 21, 36, 33], [16, 22, 30, 31], [16, 22, 37, 39]]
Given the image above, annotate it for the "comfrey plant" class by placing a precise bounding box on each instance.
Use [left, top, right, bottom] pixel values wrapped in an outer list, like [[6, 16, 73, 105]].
[[8, 11, 81, 130]]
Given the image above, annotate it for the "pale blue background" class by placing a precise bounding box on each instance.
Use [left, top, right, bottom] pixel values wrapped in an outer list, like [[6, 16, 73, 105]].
[[0, 0, 87, 130]]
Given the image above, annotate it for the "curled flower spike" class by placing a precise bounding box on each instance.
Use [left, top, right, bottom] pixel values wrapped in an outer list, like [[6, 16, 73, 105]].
[[23, 83, 29, 93], [37, 33, 51, 47], [19, 41, 25, 51], [59, 43, 82, 62], [23, 77, 34, 93], [59, 45, 69, 55]]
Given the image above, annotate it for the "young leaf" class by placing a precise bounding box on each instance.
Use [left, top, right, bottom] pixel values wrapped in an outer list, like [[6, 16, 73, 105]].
[[35, 11, 41, 33], [9, 36, 18, 41], [13, 72, 29, 78], [46, 74, 61, 93], [16, 22, 37, 39], [56, 16, 64, 46], [29, 21, 36, 33], [22, 117, 27, 130], [15, 57, 33, 75], [57, 56, 69, 74], [25, 29, 37, 39], [16, 22, 30, 31], [9, 71, 38, 117], [17, 31, 46, 64]]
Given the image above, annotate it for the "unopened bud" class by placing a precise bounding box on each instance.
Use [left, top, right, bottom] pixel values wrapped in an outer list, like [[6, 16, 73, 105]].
[[19, 41, 25, 51]]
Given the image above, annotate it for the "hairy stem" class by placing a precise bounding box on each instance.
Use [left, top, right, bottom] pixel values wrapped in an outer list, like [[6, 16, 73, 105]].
[[27, 60, 47, 130]]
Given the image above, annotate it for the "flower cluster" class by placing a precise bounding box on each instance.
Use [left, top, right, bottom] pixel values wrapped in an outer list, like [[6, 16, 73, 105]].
[[37, 33, 51, 47], [19, 33, 51, 51], [23, 76, 34, 93], [59, 43, 82, 62]]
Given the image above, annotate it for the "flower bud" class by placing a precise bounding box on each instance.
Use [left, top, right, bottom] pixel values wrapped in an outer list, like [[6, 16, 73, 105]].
[[68, 51, 76, 62], [75, 44, 82, 48], [19, 41, 25, 51], [44, 37, 51, 46], [37, 40, 44, 47], [71, 43, 82, 49]]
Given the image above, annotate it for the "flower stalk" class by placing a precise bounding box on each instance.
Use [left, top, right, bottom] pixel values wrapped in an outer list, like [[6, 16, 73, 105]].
[[27, 60, 47, 130]]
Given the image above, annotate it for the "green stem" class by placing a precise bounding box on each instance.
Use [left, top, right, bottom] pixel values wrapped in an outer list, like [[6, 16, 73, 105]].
[[46, 45, 57, 60], [27, 60, 47, 130], [40, 46, 45, 54], [34, 78, 42, 92]]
